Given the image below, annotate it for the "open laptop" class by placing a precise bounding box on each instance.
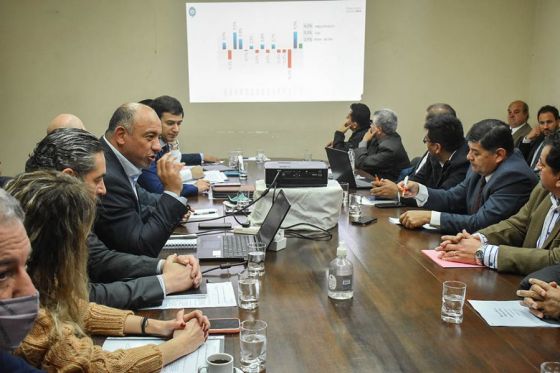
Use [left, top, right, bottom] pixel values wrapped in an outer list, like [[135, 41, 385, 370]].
[[196, 189, 291, 261], [325, 147, 374, 189]]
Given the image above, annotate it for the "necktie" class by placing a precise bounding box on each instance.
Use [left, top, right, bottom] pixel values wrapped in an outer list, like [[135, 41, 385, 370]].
[[472, 177, 487, 213]]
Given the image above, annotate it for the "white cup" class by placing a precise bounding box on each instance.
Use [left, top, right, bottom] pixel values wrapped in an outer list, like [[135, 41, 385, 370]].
[[198, 352, 234, 373], [541, 362, 560, 373]]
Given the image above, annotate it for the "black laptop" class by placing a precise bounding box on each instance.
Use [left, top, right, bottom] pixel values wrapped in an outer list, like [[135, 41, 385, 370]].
[[325, 147, 373, 189], [196, 190, 291, 261]]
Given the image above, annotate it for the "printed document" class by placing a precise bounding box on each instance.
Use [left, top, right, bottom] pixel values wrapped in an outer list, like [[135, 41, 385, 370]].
[[469, 300, 560, 327], [143, 282, 237, 310], [103, 335, 224, 373]]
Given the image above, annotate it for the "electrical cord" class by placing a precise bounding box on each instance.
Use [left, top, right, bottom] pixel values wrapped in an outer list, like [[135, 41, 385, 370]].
[[202, 261, 247, 274], [186, 170, 282, 224], [282, 223, 334, 241]]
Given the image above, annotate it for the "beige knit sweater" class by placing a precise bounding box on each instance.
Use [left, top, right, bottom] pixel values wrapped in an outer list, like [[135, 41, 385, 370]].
[[15, 302, 163, 372]]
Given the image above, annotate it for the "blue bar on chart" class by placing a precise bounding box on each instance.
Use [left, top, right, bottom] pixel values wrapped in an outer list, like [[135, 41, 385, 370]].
[[239, 39, 243, 49], [233, 32, 238, 49], [272, 44, 276, 49], [260, 43, 264, 49], [222, 41, 227, 50], [293, 32, 298, 49]]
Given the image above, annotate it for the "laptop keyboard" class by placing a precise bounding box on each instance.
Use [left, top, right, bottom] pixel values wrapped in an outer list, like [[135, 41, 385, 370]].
[[222, 235, 256, 258]]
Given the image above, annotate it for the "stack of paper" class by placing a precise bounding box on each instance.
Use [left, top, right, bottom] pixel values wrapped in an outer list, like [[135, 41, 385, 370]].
[[103, 336, 224, 373]]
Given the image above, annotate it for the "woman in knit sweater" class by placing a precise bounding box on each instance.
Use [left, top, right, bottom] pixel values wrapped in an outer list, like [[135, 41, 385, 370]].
[[6, 171, 210, 372]]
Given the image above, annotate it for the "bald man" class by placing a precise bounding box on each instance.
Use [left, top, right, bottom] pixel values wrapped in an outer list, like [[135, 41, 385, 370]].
[[507, 100, 532, 147], [46, 113, 85, 134]]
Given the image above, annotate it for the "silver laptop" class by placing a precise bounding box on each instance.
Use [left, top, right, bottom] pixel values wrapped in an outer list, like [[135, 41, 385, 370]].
[[196, 190, 291, 261]]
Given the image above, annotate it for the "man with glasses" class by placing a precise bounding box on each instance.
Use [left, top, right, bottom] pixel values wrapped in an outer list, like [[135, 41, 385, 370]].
[[353, 108, 410, 181], [399, 119, 538, 233], [371, 114, 469, 202]]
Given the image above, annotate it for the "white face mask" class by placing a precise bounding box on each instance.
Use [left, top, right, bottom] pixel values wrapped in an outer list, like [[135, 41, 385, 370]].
[[0, 292, 39, 350]]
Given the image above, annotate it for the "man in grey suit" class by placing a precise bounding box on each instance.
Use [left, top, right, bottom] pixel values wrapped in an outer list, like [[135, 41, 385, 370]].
[[507, 100, 532, 147], [435, 133, 560, 277], [399, 119, 538, 233], [25, 128, 201, 309], [354, 109, 410, 181]]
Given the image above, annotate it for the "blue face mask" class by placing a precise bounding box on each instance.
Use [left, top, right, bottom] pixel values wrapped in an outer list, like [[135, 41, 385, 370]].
[[0, 292, 39, 350]]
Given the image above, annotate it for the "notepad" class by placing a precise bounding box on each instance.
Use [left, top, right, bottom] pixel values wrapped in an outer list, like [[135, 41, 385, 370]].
[[422, 249, 483, 268], [163, 238, 197, 250]]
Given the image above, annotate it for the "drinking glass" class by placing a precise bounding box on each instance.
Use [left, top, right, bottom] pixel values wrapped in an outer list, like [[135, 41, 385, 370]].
[[247, 242, 266, 277], [541, 362, 560, 373], [339, 182, 349, 206], [441, 281, 467, 324], [228, 150, 241, 168], [256, 149, 266, 163], [240, 320, 267, 373], [238, 270, 260, 310], [348, 194, 361, 219]]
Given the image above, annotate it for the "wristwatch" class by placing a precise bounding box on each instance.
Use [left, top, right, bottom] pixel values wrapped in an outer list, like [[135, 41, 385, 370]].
[[474, 245, 485, 266]]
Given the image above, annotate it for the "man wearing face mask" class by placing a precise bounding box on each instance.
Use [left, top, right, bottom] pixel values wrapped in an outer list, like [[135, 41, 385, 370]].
[[0, 189, 42, 371]]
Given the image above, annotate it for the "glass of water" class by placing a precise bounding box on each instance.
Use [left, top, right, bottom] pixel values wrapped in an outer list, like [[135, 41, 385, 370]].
[[240, 320, 267, 373], [541, 362, 560, 373], [228, 150, 241, 169], [256, 149, 266, 163], [238, 270, 260, 310], [339, 182, 349, 207], [348, 194, 362, 219], [247, 242, 266, 277], [441, 281, 467, 324]]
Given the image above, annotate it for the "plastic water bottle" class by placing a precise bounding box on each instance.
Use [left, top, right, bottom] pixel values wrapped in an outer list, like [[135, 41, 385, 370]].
[[348, 147, 356, 174], [328, 241, 354, 300]]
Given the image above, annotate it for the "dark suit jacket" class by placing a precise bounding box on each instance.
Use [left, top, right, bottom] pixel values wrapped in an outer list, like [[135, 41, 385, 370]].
[[479, 184, 560, 275], [519, 135, 544, 165], [354, 132, 410, 181], [137, 144, 198, 197], [412, 141, 469, 191], [512, 123, 532, 148], [332, 127, 369, 152], [94, 137, 187, 257], [87, 232, 164, 309], [423, 149, 538, 234]]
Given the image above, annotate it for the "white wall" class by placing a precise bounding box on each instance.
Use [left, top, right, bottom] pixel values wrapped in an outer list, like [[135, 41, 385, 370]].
[[0, 0, 542, 176]]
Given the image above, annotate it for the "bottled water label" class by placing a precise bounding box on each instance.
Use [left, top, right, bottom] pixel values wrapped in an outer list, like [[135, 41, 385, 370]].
[[328, 274, 353, 292]]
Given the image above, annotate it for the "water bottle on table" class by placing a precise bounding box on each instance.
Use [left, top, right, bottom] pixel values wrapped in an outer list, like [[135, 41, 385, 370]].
[[328, 241, 354, 300]]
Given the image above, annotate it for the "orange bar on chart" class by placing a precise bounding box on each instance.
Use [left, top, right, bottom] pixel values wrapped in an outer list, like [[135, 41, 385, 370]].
[[288, 49, 292, 69]]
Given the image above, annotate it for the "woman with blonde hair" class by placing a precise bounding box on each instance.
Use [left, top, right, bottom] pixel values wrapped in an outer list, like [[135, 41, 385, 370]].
[[6, 170, 209, 372]]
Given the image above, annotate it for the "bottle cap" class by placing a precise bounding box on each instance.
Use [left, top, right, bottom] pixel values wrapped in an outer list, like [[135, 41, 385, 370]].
[[337, 241, 347, 257]]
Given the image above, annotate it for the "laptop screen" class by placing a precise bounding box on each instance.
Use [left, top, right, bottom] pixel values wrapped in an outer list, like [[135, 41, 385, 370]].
[[256, 190, 291, 248], [325, 147, 355, 184]]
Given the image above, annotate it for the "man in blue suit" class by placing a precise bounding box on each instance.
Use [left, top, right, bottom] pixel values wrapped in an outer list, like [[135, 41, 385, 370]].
[[399, 119, 538, 234], [138, 95, 216, 197]]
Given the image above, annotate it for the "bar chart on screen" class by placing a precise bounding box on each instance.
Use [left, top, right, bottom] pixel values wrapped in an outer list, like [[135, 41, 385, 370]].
[[186, 1, 366, 103]]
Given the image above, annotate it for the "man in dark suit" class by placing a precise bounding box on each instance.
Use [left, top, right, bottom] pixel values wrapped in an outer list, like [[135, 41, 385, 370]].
[[353, 109, 410, 181], [95, 102, 188, 258], [435, 133, 560, 277], [25, 128, 201, 309], [371, 114, 469, 201], [138, 95, 215, 197], [400, 119, 538, 233], [519, 105, 560, 170], [507, 100, 532, 147], [327, 102, 371, 151]]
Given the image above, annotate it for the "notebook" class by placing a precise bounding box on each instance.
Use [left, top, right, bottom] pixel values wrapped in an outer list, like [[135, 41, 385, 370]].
[[196, 190, 291, 261], [162, 238, 197, 250], [325, 147, 374, 189]]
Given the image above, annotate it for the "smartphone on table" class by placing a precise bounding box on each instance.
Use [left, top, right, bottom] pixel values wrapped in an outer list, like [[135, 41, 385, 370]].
[[209, 318, 241, 334]]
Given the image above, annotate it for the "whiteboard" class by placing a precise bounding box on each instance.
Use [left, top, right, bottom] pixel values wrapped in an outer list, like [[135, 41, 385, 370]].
[[186, 0, 366, 103]]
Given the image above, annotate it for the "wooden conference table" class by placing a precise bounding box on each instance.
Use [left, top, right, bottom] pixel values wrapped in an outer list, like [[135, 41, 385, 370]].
[[141, 161, 559, 372]]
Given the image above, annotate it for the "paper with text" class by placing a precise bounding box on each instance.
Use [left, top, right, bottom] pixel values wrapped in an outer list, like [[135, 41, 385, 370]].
[[469, 300, 560, 327], [143, 282, 237, 310], [103, 335, 224, 372]]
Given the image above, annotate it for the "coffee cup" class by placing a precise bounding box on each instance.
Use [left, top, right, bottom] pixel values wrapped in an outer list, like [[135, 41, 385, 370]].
[[198, 352, 234, 373]]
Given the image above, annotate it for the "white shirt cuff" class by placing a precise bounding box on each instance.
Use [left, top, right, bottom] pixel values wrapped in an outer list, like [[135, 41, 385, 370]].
[[156, 259, 165, 274], [156, 274, 168, 297], [430, 211, 441, 226], [358, 140, 368, 148], [163, 190, 187, 206], [415, 183, 429, 206], [200, 153, 204, 163], [483, 245, 499, 269], [522, 137, 532, 144]]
